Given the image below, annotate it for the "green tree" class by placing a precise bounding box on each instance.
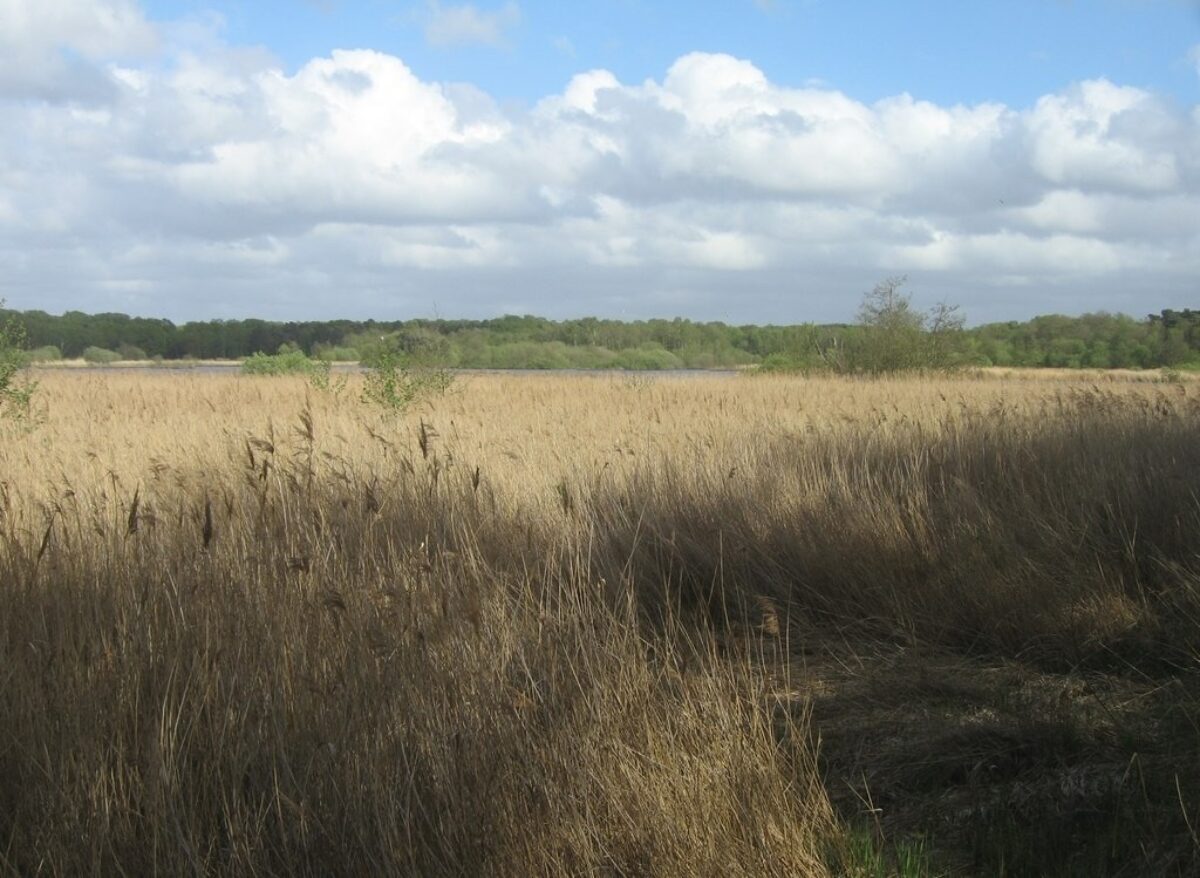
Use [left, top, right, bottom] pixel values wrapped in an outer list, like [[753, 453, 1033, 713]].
[[847, 277, 965, 373]]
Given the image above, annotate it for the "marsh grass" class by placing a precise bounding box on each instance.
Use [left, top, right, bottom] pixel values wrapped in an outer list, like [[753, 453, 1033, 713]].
[[2, 371, 1199, 875]]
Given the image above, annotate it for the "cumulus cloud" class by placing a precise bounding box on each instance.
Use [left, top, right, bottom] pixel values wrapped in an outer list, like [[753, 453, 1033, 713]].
[[422, 1, 520, 48], [0, 17, 1197, 322], [0, 0, 156, 101], [1026, 80, 1181, 192]]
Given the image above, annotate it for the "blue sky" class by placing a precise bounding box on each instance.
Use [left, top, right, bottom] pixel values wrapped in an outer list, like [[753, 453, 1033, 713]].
[[143, 0, 1200, 107], [0, 0, 1198, 323]]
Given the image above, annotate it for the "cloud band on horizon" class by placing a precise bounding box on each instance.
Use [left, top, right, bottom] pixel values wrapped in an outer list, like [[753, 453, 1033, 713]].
[[0, 1, 1197, 323]]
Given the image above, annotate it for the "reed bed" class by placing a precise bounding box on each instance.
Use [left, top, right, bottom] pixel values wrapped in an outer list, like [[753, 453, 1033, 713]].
[[2, 370, 1199, 875]]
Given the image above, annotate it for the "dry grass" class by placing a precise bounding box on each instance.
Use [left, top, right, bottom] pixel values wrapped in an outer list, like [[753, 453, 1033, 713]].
[[973, 366, 1200, 383], [2, 370, 1200, 875]]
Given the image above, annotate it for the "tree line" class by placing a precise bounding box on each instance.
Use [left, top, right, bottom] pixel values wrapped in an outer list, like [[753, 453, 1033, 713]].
[[2, 301, 1197, 371]]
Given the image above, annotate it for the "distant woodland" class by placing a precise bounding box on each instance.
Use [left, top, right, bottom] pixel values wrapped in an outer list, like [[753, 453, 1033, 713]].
[[4, 306, 1199, 371]]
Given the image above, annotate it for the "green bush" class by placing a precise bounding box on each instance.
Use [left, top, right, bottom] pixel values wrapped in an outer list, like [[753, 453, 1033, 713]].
[[0, 304, 36, 418], [240, 350, 322, 376], [564, 345, 620, 369], [362, 349, 454, 415], [613, 345, 684, 370], [812, 278, 967, 375], [677, 347, 756, 369], [81, 346, 121, 365], [23, 346, 63, 363], [757, 352, 807, 372], [314, 345, 360, 362], [487, 342, 572, 370], [117, 344, 148, 361]]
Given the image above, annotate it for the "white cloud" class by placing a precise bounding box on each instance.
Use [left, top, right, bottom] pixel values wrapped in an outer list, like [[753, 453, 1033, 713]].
[[1026, 80, 1180, 192], [422, 1, 519, 48], [1015, 190, 1106, 234], [558, 69, 620, 114], [0, 31, 1197, 322], [887, 230, 1133, 274], [0, 0, 155, 58], [0, 0, 156, 101]]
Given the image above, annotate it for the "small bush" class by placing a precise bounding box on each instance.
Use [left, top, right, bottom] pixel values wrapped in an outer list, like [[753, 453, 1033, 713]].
[[361, 348, 454, 414], [314, 345, 360, 362], [81, 346, 121, 365], [241, 350, 322, 376], [614, 345, 684, 370], [0, 305, 37, 418], [487, 341, 572, 370], [564, 345, 620, 369], [117, 344, 148, 361], [23, 346, 63, 363]]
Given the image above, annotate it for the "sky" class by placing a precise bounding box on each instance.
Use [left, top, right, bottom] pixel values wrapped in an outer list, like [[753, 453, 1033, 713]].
[[0, 0, 1198, 324]]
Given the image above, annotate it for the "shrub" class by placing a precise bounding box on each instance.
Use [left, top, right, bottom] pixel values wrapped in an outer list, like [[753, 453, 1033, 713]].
[[0, 304, 36, 418], [23, 345, 63, 363], [81, 346, 121, 365], [488, 341, 572, 370], [564, 345, 620, 370], [839, 278, 965, 373], [798, 277, 967, 375], [757, 352, 805, 372], [361, 348, 454, 414], [613, 345, 684, 370], [117, 344, 148, 361], [240, 350, 321, 376], [313, 345, 360, 362]]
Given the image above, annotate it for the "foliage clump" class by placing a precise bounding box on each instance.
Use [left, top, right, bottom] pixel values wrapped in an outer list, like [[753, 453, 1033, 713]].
[[81, 346, 121, 365], [312, 344, 360, 362], [0, 304, 37, 419], [240, 346, 325, 376], [762, 277, 960, 375], [23, 345, 63, 363], [847, 276, 965, 373], [759, 278, 966, 375], [360, 343, 454, 415]]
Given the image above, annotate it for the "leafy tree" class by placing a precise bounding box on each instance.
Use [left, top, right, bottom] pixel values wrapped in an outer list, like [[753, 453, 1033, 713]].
[[1085, 340, 1112, 369], [1160, 327, 1195, 366], [925, 300, 967, 369], [847, 277, 965, 373]]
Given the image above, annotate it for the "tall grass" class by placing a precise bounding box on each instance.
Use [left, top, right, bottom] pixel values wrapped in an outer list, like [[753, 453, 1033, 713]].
[[583, 384, 1200, 664], [2, 371, 1199, 874]]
